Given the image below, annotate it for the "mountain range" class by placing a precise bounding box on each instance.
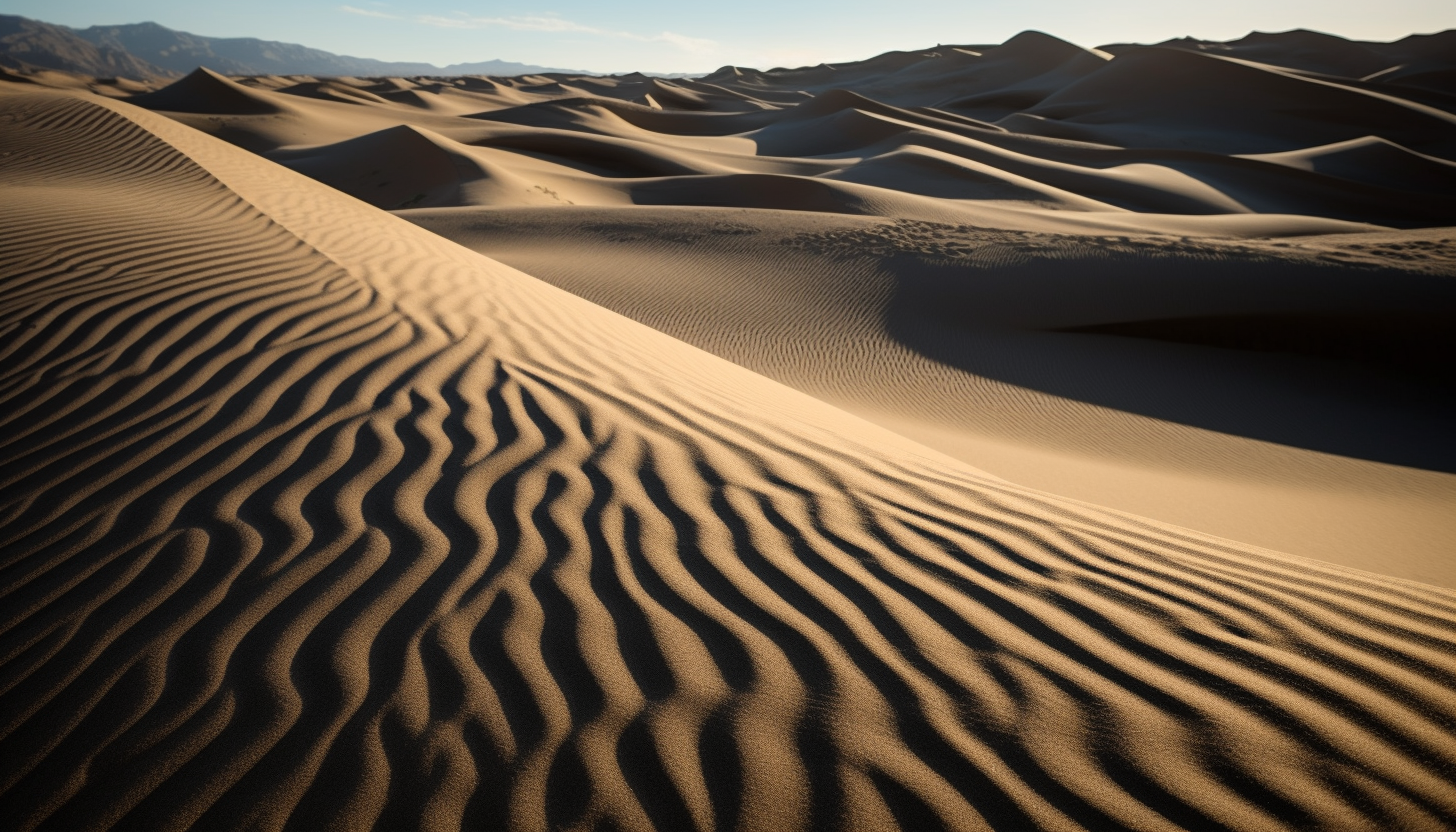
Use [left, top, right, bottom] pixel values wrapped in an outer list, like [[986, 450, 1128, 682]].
[[0, 15, 582, 79]]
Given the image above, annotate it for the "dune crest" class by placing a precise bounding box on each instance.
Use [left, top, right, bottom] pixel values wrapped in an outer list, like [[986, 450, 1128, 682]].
[[127, 66, 287, 115]]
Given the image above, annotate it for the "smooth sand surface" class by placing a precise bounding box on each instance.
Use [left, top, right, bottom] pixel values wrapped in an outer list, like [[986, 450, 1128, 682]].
[[2, 29, 1455, 832]]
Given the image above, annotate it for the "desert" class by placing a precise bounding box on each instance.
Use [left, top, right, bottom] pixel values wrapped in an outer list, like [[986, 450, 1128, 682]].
[[1, 11, 1454, 832]]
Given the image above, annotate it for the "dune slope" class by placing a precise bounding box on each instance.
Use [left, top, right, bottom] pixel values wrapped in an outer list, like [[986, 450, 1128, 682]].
[[2, 92, 1456, 832], [407, 206, 1456, 587]]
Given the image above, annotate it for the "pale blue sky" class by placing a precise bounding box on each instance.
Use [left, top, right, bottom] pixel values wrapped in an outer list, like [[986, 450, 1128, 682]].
[[6, 0, 1452, 73]]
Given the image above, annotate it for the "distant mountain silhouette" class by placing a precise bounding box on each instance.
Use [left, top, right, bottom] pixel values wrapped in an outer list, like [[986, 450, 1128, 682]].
[[0, 15, 167, 78], [0, 15, 584, 79]]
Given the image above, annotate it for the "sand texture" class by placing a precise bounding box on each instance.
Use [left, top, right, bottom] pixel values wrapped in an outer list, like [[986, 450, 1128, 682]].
[[2, 28, 1456, 832]]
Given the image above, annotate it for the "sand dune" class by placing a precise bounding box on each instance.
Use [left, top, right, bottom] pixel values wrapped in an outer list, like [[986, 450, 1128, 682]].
[[98, 46, 1452, 229], [3, 86, 1454, 832], [1013, 48, 1456, 158], [129, 65, 286, 114], [405, 206, 1456, 586], [48, 30, 1448, 582], [2, 27, 1456, 832]]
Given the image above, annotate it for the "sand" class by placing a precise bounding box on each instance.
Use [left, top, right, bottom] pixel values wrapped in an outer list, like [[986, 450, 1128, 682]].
[[1, 29, 1455, 832]]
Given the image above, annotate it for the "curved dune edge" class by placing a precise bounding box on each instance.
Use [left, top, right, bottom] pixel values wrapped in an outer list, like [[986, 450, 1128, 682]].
[[2, 93, 1455, 831]]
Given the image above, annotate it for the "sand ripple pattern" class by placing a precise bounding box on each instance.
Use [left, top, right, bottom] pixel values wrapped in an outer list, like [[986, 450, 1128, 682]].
[[2, 94, 1455, 832]]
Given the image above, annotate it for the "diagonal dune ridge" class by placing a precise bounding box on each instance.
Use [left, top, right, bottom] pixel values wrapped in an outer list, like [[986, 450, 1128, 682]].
[[2, 91, 1456, 832]]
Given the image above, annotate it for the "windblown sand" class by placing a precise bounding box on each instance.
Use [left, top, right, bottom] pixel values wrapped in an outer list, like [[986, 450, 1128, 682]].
[[2, 30, 1455, 832]]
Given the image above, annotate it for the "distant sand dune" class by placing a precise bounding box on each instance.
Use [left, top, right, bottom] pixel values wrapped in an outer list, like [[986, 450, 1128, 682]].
[[3, 90, 1455, 832], [53, 34, 1449, 230]]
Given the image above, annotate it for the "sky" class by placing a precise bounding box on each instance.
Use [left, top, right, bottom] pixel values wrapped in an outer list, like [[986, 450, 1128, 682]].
[[6, 0, 1453, 74]]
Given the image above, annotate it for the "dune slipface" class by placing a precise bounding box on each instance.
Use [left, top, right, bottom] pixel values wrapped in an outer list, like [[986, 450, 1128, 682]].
[[3, 87, 1456, 832]]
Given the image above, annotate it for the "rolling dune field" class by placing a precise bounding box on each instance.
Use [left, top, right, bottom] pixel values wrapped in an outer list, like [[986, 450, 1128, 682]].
[[2, 28, 1455, 832]]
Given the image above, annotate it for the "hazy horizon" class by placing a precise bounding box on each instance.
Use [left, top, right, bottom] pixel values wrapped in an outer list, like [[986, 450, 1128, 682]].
[[8, 0, 1453, 74]]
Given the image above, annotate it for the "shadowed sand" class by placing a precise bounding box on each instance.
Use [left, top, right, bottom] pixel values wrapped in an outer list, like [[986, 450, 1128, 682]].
[[2, 86, 1455, 832]]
